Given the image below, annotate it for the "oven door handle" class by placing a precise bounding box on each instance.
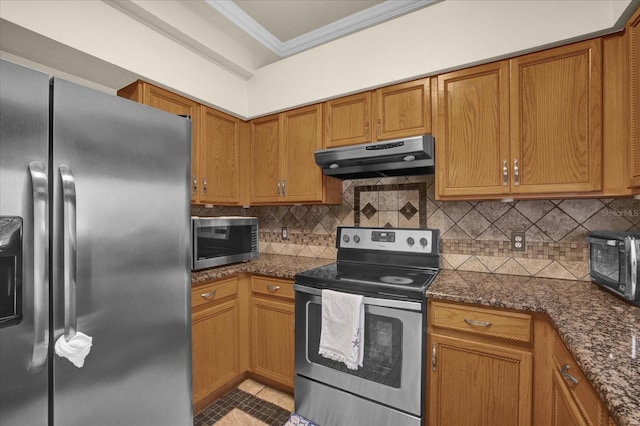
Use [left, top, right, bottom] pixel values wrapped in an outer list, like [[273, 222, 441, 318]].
[[293, 284, 423, 312]]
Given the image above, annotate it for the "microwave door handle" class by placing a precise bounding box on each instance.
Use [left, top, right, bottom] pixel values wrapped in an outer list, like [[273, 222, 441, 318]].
[[630, 239, 637, 300], [28, 161, 49, 368]]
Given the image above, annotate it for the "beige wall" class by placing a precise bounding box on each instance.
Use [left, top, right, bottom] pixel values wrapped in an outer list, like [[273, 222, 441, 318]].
[[193, 176, 640, 281], [0, 0, 632, 118]]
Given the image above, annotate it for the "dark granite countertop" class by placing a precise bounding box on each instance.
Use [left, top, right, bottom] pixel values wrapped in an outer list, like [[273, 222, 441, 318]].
[[191, 255, 639, 425], [427, 269, 640, 426]]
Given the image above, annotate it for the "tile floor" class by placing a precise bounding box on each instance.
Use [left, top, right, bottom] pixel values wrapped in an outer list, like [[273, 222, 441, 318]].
[[193, 379, 294, 426]]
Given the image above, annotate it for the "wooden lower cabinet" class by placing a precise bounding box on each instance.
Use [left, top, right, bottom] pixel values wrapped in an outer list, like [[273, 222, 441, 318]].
[[428, 301, 533, 426], [191, 277, 241, 414], [427, 300, 615, 426], [249, 276, 295, 390]]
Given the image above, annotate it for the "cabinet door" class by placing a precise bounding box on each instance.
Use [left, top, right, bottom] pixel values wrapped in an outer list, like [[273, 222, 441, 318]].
[[200, 106, 240, 204], [250, 296, 295, 388], [324, 92, 372, 147], [551, 369, 590, 426], [429, 334, 532, 426], [281, 104, 325, 202], [436, 61, 511, 198], [250, 114, 281, 203], [192, 299, 239, 409], [630, 8, 640, 189], [510, 39, 602, 194], [374, 78, 431, 141]]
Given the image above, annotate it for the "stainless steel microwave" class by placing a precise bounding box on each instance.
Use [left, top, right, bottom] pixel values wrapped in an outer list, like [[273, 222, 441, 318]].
[[191, 216, 258, 270], [587, 231, 640, 306]]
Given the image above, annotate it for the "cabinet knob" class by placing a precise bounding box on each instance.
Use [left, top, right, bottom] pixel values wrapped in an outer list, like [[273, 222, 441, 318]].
[[202, 177, 208, 194], [282, 180, 287, 197], [513, 159, 520, 186], [377, 119, 381, 137], [192, 175, 198, 194], [201, 290, 217, 300], [276, 180, 282, 196], [266, 285, 280, 292], [365, 121, 370, 139]]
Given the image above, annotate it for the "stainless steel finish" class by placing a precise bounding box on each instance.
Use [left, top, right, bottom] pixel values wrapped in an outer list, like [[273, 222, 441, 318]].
[[51, 77, 192, 425], [514, 159, 520, 186], [295, 376, 421, 426], [629, 237, 637, 300], [59, 164, 78, 340], [432, 343, 437, 371], [266, 285, 280, 292], [191, 216, 259, 270], [295, 287, 423, 416], [202, 176, 208, 194], [293, 283, 422, 311], [314, 134, 435, 180], [201, 290, 217, 299], [464, 318, 492, 327], [502, 160, 508, 186], [560, 364, 579, 385], [28, 162, 49, 368], [1, 59, 50, 426]]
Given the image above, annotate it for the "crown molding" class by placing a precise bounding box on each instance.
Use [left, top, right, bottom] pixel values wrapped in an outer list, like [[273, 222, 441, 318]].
[[206, 0, 437, 58]]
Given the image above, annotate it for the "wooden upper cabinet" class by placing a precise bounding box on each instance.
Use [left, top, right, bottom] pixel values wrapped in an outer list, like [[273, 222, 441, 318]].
[[118, 81, 200, 203], [630, 7, 640, 189], [436, 61, 511, 198], [199, 106, 242, 205], [250, 114, 282, 203], [374, 78, 431, 141], [510, 38, 602, 195], [436, 39, 603, 200], [250, 106, 341, 205], [281, 104, 325, 202], [324, 92, 372, 147]]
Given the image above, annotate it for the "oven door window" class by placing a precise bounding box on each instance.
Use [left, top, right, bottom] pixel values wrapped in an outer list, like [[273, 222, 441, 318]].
[[306, 303, 402, 388]]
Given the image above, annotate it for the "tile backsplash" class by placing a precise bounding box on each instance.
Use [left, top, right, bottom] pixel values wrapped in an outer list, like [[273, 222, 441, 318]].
[[192, 175, 640, 281]]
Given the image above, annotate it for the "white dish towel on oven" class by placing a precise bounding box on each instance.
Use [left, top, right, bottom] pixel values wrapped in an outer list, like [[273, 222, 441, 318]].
[[318, 289, 364, 370]]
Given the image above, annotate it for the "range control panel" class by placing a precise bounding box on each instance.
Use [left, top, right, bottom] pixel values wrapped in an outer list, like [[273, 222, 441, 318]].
[[338, 226, 437, 254]]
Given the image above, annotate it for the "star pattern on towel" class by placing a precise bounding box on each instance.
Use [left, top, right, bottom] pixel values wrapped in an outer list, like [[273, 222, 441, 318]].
[[352, 329, 360, 351]]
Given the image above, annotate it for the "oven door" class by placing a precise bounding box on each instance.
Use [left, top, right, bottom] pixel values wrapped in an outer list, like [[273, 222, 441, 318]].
[[294, 283, 424, 416]]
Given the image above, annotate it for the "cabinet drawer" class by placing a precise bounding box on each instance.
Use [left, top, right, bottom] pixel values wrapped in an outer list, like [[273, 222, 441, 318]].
[[552, 332, 604, 426], [430, 301, 532, 344], [251, 276, 294, 300], [191, 277, 238, 309]]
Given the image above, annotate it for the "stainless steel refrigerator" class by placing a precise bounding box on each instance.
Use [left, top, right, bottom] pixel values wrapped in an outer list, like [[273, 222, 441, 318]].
[[0, 59, 193, 426]]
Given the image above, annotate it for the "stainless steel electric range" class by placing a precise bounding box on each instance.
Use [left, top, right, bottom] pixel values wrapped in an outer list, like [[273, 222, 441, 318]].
[[293, 226, 440, 426]]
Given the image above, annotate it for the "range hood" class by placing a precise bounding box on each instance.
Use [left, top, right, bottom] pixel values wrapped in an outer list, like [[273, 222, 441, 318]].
[[314, 134, 435, 180]]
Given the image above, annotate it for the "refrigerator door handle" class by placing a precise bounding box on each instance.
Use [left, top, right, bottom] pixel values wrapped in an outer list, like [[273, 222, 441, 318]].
[[28, 161, 49, 368], [59, 164, 77, 340]]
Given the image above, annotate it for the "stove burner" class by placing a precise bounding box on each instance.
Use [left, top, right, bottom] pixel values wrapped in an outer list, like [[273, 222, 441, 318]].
[[380, 276, 414, 285]]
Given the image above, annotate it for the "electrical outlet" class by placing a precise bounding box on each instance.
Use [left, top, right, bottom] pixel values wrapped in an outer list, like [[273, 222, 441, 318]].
[[281, 227, 288, 240], [511, 232, 525, 251]]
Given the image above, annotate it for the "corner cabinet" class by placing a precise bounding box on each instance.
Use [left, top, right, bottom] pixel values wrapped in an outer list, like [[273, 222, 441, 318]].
[[629, 7, 640, 190], [249, 276, 295, 390], [436, 39, 603, 200], [427, 301, 533, 426], [323, 78, 431, 148], [117, 80, 247, 205], [191, 277, 240, 413], [249, 105, 342, 205]]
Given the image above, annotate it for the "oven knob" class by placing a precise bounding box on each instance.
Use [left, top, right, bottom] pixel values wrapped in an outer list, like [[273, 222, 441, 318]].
[[407, 237, 415, 246], [420, 237, 429, 247], [353, 235, 361, 243], [343, 234, 350, 243]]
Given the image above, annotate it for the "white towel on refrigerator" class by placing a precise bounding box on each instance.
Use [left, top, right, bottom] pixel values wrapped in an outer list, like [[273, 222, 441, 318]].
[[318, 289, 364, 370]]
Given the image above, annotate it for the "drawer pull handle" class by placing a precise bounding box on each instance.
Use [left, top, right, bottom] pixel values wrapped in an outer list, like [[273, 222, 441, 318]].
[[201, 290, 217, 300], [560, 364, 579, 385], [464, 318, 492, 327], [266, 285, 280, 292]]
